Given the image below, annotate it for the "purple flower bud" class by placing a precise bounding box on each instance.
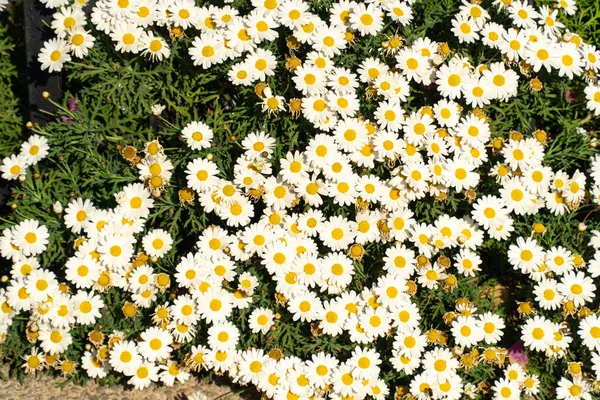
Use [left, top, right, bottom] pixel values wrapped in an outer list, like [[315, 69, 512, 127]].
[[68, 98, 80, 112], [60, 115, 74, 124], [564, 90, 575, 103], [508, 340, 529, 367]]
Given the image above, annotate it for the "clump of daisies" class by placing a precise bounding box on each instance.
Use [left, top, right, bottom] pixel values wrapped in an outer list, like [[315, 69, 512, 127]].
[[1, 134, 49, 181], [30, 0, 600, 119]]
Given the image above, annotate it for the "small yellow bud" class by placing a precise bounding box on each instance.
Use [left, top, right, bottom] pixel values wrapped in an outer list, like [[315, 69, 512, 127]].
[[532, 223, 546, 234], [492, 138, 504, 150]]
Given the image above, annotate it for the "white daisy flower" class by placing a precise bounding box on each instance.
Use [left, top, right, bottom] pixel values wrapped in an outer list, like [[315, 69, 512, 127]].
[[20, 134, 49, 166], [38, 38, 71, 72], [11, 219, 49, 257]]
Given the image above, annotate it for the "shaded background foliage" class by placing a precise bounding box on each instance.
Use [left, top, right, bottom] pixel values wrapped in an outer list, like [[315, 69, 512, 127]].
[[0, 0, 599, 397]]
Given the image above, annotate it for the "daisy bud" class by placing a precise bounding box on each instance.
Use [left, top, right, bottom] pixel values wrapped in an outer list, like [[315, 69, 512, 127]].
[[517, 300, 535, 317], [438, 42, 450, 56], [344, 31, 354, 43], [10, 203, 17, 210], [85, 344, 92, 350], [288, 98, 302, 117], [460, 352, 477, 370], [533, 129, 548, 144], [286, 35, 299, 50], [568, 362, 583, 377], [444, 275, 458, 291], [151, 103, 165, 116], [0, 276, 7, 283], [416, 255, 429, 266], [274, 292, 286, 306], [42, 91, 50, 99], [18, 175, 26, 183], [579, 307, 592, 319], [532, 223, 545, 234], [206, 154, 214, 161], [435, 191, 448, 201], [443, 311, 457, 325], [167, 26, 184, 39], [156, 273, 170, 290], [285, 56, 302, 72], [33, 173, 40, 179], [53, 201, 63, 214], [88, 330, 104, 346], [572, 254, 585, 268], [230, 136, 236, 142], [121, 145, 137, 162], [268, 348, 283, 361], [437, 256, 451, 268], [563, 299, 577, 317], [178, 188, 194, 205], [26, 121, 33, 129], [492, 138, 504, 150], [529, 77, 543, 92], [578, 222, 587, 232], [122, 302, 138, 319], [405, 280, 418, 296], [510, 130, 523, 141], [349, 244, 364, 260]]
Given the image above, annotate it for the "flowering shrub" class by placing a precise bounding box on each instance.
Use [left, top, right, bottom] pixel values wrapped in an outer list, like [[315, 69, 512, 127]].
[[1, 0, 600, 399]]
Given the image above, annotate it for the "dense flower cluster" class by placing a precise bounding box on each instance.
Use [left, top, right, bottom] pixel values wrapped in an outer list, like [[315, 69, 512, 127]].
[[1, 0, 599, 399], [33, 0, 600, 117]]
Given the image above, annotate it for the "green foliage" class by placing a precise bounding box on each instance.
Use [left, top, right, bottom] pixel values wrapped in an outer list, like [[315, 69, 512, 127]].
[[0, 9, 23, 156]]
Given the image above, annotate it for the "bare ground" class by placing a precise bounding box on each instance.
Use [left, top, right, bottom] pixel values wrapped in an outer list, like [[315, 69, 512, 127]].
[[0, 365, 244, 400]]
